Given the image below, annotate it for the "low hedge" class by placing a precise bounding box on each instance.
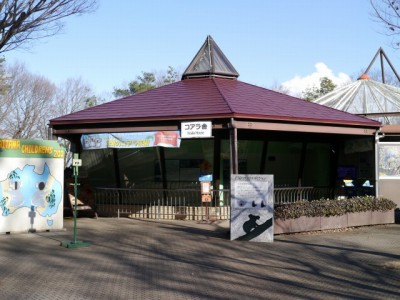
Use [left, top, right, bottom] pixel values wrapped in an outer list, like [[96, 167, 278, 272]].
[[274, 196, 397, 220]]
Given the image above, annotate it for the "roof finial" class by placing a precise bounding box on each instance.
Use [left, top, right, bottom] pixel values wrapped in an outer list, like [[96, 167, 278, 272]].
[[357, 74, 370, 80], [182, 35, 239, 80]]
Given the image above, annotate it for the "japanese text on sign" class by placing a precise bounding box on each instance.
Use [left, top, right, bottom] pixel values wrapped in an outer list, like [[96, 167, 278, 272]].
[[181, 121, 212, 138]]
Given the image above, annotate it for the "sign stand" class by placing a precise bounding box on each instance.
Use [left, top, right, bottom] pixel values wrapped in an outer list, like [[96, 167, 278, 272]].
[[61, 154, 90, 248], [199, 176, 212, 224], [201, 192, 211, 223]]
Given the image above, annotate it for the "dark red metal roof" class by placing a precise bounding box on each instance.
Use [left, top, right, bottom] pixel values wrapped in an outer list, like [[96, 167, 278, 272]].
[[50, 77, 380, 127]]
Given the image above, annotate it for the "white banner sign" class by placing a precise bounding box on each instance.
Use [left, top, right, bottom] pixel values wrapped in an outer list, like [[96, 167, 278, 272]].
[[81, 131, 181, 150], [181, 121, 212, 138]]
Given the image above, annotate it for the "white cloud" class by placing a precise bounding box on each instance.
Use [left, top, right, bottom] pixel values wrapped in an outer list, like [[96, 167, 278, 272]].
[[281, 62, 352, 98]]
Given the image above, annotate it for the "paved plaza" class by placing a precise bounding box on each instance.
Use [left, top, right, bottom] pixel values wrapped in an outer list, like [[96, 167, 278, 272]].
[[0, 217, 399, 299]]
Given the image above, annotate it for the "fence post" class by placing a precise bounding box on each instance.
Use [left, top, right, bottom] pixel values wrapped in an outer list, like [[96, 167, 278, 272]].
[[158, 195, 160, 220]]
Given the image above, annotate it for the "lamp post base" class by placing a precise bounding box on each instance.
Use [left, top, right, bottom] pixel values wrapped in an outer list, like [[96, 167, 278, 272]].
[[60, 240, 91, 248]]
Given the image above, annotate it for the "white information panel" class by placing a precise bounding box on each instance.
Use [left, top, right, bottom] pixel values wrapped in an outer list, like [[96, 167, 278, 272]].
[[230, 174, 274, 242]]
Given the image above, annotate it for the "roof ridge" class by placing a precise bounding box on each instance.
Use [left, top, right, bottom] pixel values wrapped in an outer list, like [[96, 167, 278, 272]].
[[212, 78, 235, 114]]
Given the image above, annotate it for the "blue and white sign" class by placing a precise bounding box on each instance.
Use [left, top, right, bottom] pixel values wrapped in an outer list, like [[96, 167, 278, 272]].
[[199, 174, 213, 182]]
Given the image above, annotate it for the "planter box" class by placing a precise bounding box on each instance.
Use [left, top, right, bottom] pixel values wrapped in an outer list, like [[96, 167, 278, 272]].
[[370, 210, 395, 224], [347, 211, 372, 227], [274, 209, 395, 234], [274, 216, 320, 234], [321, 214, 347, 230]]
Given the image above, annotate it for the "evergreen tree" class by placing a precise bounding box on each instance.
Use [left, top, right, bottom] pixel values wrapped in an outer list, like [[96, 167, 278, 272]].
[[303, 77, 337, 101]]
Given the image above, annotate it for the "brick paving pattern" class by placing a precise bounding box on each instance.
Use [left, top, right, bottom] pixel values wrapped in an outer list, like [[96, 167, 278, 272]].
[[0, 217, 399, 299]]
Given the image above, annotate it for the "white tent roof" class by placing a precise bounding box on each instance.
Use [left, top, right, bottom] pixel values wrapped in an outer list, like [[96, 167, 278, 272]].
[[314, 74, 400, 125]]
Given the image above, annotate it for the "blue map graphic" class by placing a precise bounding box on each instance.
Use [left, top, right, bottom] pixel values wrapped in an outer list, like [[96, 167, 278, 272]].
[[0, 164, 62, 219]]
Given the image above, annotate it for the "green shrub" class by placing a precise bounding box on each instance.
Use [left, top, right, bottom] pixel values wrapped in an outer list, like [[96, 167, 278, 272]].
[[274, 196, 397, 220]]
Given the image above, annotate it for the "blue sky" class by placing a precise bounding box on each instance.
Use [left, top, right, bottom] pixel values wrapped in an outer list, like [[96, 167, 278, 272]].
[[4, 0, 400, 99]]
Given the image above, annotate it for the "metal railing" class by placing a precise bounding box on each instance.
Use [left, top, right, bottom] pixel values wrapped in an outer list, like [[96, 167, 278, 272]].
[[274, 187, 313, 204], [93, 186, 343, 220], [274, 186, 341, 204], [94, 187, 230, 220]]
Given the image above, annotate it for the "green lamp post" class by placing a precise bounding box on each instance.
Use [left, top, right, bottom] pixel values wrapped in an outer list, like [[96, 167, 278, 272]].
[[61, 153, 90, 248]]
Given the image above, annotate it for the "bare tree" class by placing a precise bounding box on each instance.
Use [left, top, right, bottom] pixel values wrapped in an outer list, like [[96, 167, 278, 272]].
[[55, 77, 93, 116], [2, 62, 56, 139], [0, 57, 10, 133], [2, 62, 97, 164], [52, 77, 96, 165], [361, 68, 400, 86], [371, 0, 400, 48], [269, 81, 291, 95], [0, 0, 97, 53]]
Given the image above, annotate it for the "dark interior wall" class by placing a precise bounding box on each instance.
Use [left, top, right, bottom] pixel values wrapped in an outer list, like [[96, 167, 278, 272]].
[[334, 137, 376, 197], [302, 143, 332, 187], [78, 130, 376, 195], [117, 148, 159, 187], [262, 141, 302, 187], [80, 148, 117, 187]]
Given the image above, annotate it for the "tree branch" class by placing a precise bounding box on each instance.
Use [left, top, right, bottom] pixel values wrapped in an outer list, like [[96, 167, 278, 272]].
[[0, 0, 97, 53]]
